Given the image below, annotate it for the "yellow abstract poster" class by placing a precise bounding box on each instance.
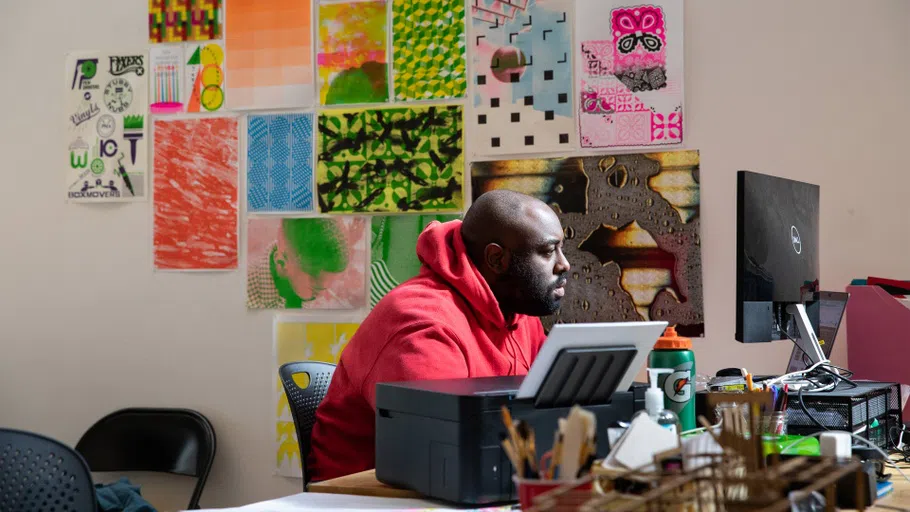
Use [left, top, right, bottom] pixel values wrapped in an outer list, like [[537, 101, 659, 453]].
[[273, 315, 360, 478]]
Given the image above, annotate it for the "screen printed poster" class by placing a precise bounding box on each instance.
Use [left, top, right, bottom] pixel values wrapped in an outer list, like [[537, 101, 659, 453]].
[[472, 150, 704, 336], [153, 117, 239, 271], [65, 51, 149, 202], [274, 317, 359, 478]]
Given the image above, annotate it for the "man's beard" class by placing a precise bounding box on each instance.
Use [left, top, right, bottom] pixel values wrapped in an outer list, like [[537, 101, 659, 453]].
[[503, 255, 568, 317]]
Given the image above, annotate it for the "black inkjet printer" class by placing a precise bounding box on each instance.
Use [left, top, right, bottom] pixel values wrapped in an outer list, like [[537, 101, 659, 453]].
[[374, 321, 668, 505]]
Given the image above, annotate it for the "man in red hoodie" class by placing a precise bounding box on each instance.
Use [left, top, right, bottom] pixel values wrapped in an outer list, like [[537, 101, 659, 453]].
[[307, 190, 571, 481]]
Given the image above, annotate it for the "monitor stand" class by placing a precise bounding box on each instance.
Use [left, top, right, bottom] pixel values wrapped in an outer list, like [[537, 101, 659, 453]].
[[786, 303, 827, 367]]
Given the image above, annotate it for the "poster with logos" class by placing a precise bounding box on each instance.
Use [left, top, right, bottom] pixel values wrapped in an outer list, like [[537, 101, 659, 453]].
[[65, 51, 149, 202]]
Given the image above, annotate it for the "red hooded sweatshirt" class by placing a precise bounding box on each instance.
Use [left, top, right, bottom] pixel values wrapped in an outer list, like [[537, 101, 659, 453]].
[[307, 219, 547, 482]]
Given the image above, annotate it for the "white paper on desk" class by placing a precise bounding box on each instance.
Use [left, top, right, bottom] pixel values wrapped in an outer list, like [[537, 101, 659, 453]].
[[682, 429, 723, 472], [602, 413, 678, 472], [187, 492, 516, 512]]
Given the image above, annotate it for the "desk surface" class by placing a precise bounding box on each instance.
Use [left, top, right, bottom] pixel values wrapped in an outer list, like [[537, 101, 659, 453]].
[[307, 470, 423, 499], [876, 462, 910, 508], [308, 467, 910, 509]]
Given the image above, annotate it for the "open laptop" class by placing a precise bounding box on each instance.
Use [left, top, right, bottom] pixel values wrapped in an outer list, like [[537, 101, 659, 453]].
[[785, 291, 850, 373]]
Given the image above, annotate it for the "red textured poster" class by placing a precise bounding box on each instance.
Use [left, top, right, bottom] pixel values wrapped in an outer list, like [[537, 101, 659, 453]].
[[153, 117, 239, 270]]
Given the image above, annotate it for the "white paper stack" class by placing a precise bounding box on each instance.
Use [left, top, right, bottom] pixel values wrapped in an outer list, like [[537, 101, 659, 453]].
[[601, 413, 679, 473]]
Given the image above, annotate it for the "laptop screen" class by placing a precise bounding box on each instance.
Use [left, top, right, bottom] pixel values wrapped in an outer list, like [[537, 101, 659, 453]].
[[785, 292, 849, 373]]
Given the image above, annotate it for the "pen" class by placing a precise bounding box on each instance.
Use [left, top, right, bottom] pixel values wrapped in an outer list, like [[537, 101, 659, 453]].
[[116, 153, 135, 196]]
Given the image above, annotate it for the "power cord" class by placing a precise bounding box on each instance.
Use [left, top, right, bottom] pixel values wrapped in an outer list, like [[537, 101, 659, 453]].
[[889, 424, 910, 464], [763, 360, 852, 391], [797, 387, 829, 431]]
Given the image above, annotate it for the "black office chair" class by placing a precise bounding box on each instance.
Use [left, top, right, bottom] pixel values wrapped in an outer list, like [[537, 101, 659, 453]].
[[0, 428, 98, 512], [75, 408, 216, 510], [279, 361, 336, 488]]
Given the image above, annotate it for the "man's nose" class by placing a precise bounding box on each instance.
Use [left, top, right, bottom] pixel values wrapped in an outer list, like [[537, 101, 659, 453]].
[[556, 249, 570, 274]]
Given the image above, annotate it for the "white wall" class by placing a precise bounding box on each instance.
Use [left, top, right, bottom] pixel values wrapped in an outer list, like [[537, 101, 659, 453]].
[[1, 0, 909, 509]]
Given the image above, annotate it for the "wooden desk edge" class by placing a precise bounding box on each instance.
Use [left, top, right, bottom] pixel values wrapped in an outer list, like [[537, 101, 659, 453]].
[[309, 466, 910, 506], [307, 470, 424, 500]]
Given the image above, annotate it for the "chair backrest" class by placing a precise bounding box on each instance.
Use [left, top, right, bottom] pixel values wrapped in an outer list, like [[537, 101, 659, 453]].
[[0, 428, 98, 512], [279, 361, 336, 485], [75, 408, 216, 510]]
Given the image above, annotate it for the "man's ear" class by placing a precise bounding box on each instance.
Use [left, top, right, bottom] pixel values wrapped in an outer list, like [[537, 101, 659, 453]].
[[484, 243, 509, 274], [274, 251, 288, 276]]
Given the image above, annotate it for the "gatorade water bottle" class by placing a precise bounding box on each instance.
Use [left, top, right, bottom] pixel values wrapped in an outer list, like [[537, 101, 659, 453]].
[[648, 326, 696, 431]]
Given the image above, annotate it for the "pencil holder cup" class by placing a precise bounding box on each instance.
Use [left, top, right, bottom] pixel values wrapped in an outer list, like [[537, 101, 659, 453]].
[[761, 412, 787, 436], [513, 476, 592, 510]]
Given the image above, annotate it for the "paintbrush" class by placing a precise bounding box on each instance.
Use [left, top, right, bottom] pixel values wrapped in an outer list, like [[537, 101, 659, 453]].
[[515, 420, 538, 478], [501, 436, 521, 476], [500, 406, 521, 457], [548, 430, 562, 480], [526, 424, 539, 475]]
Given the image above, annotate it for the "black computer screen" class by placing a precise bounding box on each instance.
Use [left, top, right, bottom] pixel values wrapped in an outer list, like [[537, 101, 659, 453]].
[[736, 170, 820, 343]]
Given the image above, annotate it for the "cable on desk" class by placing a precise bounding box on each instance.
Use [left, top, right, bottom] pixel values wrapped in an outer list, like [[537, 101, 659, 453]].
[[797, 387, 830, 431]]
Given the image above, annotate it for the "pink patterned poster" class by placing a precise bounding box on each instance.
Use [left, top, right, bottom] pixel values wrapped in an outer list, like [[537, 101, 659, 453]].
[[576, 0, 683, 148]]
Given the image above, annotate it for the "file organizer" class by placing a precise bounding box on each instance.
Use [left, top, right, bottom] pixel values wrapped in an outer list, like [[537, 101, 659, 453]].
[[845, 284, 910, 418]]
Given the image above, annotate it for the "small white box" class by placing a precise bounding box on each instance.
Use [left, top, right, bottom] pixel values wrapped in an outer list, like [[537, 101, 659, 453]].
[[819, 432, 852, 459]]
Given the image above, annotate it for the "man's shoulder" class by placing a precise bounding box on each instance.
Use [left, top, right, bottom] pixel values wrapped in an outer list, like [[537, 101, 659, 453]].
[[375, 274, 468, 320]]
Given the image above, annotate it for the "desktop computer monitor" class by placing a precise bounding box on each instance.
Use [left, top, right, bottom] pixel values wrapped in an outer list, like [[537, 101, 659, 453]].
[[735, 170, 827, 365]]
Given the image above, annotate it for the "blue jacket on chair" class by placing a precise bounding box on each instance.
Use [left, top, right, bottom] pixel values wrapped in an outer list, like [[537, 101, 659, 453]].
[[95, 478, 156, 512]]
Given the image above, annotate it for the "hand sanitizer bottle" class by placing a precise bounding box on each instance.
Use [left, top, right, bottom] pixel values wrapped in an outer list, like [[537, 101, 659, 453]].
[[646, 368, 682, 438]]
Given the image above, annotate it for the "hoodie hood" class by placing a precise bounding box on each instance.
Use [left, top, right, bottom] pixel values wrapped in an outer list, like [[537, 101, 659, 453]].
[[416, 219, 512, 330]]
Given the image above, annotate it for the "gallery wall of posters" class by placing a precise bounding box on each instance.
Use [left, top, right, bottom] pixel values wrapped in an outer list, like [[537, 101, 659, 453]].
[[66, 0, 695, 480]]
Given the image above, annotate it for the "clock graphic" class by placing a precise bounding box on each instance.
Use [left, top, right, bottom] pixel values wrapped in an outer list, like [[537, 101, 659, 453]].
[[96, 114, 116, 138], [90, 158, 105, 175], [103, 78, 134, 114]]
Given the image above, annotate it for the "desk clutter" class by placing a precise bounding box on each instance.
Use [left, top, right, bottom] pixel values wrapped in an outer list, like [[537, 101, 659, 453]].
[[502, 405, 598, 482], [488, 345, 910, 511], [513, 391, 885, 511], [698, 369, 904, 453]]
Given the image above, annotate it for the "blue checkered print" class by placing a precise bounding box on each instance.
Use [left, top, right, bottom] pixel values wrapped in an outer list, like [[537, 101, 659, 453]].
[[247, 114, 314, 212]]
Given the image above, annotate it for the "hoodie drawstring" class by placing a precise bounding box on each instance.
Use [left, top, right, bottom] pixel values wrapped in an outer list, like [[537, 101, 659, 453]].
[[507, 330, 530, 375]]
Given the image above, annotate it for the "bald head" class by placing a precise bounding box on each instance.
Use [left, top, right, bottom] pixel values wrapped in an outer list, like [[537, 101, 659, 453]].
[[462, 190, 555, 254], [461, 190, 571, 317]]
